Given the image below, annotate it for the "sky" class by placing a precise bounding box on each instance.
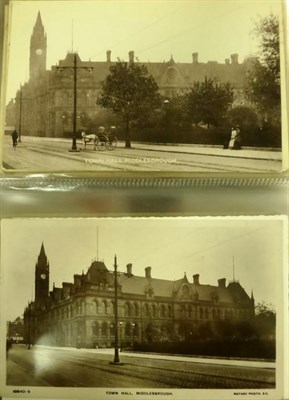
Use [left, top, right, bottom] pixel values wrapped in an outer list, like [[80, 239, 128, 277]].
[[3, 0, 282, 102], [1, 216, 286, 321]]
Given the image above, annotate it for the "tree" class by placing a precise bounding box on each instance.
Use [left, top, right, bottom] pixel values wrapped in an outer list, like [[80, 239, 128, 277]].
[[255, 301, 276, 339], [246, 14, 280, 124], [97, 61, 161, 148], [185, 77, 234, 127]]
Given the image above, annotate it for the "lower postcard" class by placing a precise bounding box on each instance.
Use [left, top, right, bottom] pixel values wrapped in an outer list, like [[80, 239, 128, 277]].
[[0, 216, 288, 400]]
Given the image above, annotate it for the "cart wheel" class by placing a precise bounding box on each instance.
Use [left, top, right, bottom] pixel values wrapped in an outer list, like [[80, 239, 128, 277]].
[[106, 135, 117, 151], [97, 135, 107, 151]]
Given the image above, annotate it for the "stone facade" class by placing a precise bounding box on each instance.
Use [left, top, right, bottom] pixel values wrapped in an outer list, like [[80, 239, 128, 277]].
[[24, 244, 255, 348], [7, 317, 24, 343], [8, 12, 255, 138]]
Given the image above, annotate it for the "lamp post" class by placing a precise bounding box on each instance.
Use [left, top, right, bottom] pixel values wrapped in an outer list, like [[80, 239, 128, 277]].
[[13, 85, 29, 143], [27, 302, 31, 350], [110, 255, 123, 365], [18, 86, 23, 142], [119, 321, 123, 352], [57, 53, 93, 151]]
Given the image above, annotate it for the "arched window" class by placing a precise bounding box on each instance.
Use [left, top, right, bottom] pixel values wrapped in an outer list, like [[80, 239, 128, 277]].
[[188, 305, 192, 318], [110, 323, 115, 336], [132, 322, 138, 337], [152, 304, 157, 317], [101, 321, 108, 337], [103, 300, 107, 314], [200, 307, 203, 319], [205, 308, 209, 320], [128, 302, 133, 317], [125, 322, 131, 337], [212, 309, 217, 320], [134, 302, 139, 316], [180, 304, 186, 318], [161, 304, 166, 318], [92, 322, 98, 336], [168, 305, 172, 318], [144, 303, 150, 317]]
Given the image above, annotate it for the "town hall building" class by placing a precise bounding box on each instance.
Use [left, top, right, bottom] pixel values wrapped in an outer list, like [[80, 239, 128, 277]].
[[6, 12, 255, 138], [23, 243, 255, 348]]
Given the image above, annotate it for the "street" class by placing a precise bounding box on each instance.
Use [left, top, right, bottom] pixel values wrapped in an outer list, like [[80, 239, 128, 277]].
[[6, 345, 275, 388], [2, 136, 282, 173]]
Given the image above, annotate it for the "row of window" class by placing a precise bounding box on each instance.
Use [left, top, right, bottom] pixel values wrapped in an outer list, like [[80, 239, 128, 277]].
[[41, 302, 252, 324]]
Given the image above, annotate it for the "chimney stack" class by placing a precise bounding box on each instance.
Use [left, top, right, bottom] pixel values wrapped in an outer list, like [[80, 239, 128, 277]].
[[230, 53, 239, 64], [193, 274, 200, 285], [225, 58, 230, 65], [126, 263, 133, 277], [192, 52, 199, 64], [218, 278, 226, 288], [145, 266, 151, 279], [106, 50, 111, 62], [129, 50, 134, 64]]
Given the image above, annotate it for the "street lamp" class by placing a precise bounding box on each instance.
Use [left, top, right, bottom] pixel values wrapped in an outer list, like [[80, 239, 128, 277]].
[[27, 302, 31, 350], [18, 86, 23, 143], [12, 85, 29, 143], [110, 255, 123, 365], [119, 321, 123, 352], [57, 53, 93, 152]]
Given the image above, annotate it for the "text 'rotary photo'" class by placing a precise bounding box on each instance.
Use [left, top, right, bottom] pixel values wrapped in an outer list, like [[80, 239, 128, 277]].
[[1, 216, 286, 400]]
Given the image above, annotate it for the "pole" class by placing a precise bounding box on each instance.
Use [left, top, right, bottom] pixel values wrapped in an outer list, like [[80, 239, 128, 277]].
[[18, 86, 22, 143], [71, 53, 78, 151], [110, 255, 123, 365], [27, 302, 31, 350], [113, 255, 120, 363]]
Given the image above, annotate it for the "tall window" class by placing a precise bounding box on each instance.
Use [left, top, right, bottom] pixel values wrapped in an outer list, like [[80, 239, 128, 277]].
[[101, 321, 108, 337], [92, 322, 98, 336], [145, 303, 150, 317], [125, 322, 131, 337]]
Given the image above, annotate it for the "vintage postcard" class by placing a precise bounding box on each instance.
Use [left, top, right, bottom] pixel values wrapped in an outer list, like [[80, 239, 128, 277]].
[[0, 0, 287, 174], [0, 216, 287, 399]]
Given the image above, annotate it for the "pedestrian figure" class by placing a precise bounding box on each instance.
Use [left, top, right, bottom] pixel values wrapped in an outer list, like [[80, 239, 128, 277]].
[[12, 129, 18, 149], [229, 126, 242, 149], [234, 126, 242, 149]]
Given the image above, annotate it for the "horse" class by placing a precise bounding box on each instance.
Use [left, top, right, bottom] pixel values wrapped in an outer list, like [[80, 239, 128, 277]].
[[81, 132, 97, 150]]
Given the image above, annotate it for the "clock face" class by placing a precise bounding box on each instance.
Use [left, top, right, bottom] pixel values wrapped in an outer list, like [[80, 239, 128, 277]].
[[35, 48, 43, 55], [40, 273, 46, 279]]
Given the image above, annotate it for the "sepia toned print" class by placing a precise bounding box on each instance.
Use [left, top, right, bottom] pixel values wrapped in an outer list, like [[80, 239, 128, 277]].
[[1, 216, 287, 399], [1, 0, 286, 173]]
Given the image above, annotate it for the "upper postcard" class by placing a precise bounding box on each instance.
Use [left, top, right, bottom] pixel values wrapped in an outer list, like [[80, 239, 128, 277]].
[[1, 0, 287, 174]]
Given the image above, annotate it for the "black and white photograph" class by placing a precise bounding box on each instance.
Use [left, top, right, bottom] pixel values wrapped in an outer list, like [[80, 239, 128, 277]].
[[1, 0, 287, 173], [1, 217, 287, 399]]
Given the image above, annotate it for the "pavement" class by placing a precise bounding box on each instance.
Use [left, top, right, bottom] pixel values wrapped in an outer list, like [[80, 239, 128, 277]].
[[34, 345, 275, 369], [18, 136, 282, 162], [134, 143, 282, 162]]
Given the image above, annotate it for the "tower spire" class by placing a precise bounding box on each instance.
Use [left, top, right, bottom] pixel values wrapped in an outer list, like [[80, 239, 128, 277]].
[[36, 11, 43, 27], [39, 242, 46, 257], [30, 11, 47, 79]]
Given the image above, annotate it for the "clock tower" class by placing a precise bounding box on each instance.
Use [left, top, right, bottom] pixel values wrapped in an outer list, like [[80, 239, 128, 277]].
[[35, 243, 49, 302], [29, 11, 47, 79]]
